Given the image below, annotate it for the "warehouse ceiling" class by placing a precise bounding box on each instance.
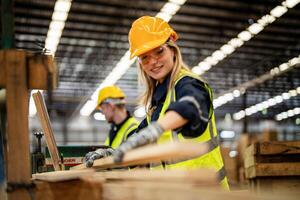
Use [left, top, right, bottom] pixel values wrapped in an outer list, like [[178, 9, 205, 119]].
[[1, 0, 300, 128]]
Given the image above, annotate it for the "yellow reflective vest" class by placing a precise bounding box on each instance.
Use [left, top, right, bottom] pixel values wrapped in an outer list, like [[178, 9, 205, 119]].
[[105, 117, 139, 149], [147, 69, 229, 190]]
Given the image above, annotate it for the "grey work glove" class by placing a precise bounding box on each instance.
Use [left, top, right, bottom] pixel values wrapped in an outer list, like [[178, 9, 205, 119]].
[[85, 148, 114, 168], [113, 122, 165, 163]]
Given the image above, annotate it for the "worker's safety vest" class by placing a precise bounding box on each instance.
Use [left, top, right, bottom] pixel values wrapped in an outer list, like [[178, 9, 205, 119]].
[[105, 117, 139, 149], [147, 69, 229, 190]]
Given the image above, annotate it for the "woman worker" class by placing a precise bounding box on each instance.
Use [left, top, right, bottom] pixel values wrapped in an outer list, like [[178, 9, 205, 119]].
[[113, 16, 229, 190]]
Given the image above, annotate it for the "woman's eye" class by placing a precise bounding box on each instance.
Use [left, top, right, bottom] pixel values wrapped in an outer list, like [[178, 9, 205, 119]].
[[156, 48, 164, 55]]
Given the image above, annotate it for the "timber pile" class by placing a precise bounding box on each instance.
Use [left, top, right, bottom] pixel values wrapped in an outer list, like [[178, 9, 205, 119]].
[[244, 141, 300, 193], [33, 169, 299, 200]]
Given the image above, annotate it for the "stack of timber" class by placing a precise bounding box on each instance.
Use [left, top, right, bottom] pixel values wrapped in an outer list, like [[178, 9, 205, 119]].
[[244, 141, 300, 193]]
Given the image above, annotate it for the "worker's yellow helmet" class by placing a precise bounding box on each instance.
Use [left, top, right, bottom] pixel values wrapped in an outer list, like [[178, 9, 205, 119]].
[[129, 16, 178, 59], [97, 85, 125, 109]]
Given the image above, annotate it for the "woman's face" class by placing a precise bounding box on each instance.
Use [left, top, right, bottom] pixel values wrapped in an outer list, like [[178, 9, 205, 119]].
[[138, 44, 175, 83]]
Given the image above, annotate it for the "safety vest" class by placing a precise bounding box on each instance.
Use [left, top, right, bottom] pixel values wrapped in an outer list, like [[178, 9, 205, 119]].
[[147, 69, 229, 190], [105, 117, 139, 149]]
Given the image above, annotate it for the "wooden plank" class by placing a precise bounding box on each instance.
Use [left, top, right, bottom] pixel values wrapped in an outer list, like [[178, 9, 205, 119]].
[[1, 51, 57, 89], [244, 144, 256, 168], [252, 177, 300, 193], [102, 181, 300, 200], [28, 53, 57, 89], [33, 91, 61, 171], [93, 169, 217, 185], [5, 50, 31, 200], [32, 169, 95, 182], [71, 141, 208, 170], [245, 163, 300, 178], [35, 179, 103, 200], [259, 141, 300, 155]]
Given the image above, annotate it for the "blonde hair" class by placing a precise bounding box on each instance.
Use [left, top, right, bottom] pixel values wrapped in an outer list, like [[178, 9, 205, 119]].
[[138, 40, 191, 114]]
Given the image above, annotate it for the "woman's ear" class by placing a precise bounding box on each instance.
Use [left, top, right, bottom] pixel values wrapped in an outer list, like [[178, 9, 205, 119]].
[[169, 35, 176, 42]]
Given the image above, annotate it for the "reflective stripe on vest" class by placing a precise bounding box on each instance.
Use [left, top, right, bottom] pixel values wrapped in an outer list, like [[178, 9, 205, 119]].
[[105, 117, 139, 149], [147, 69, 229, 190]]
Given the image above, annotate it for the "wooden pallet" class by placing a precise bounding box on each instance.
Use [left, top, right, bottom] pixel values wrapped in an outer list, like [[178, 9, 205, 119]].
[[244, 141, 300, 192]]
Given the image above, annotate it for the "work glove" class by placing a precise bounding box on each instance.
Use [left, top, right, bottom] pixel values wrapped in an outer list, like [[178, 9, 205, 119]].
[[113, 122, 165, 163], [85, 148, 114, 168]]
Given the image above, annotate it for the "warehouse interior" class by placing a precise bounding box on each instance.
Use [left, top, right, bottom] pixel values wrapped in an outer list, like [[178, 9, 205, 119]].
[[0, 0, 300, 200]]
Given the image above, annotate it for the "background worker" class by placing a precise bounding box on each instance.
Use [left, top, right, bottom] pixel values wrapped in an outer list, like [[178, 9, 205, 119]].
[[112, 16, 229, 189], [85, 85, 139, 167]]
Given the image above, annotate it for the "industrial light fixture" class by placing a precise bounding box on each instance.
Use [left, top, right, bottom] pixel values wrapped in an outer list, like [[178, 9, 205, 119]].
[[276, 107, 300, 121], [192, 0, 300, 75], [233, 86, 300, 120], [45, 0, 72, 55], [30, 0, 72, 117], [214, 54, 300, 109], [270, 5, 288, 17], [220, 130, 235, 139]]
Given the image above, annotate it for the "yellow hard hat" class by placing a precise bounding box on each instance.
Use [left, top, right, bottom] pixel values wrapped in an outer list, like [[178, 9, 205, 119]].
[[97, 85, 125, 109], [129, 16, 178, 59]]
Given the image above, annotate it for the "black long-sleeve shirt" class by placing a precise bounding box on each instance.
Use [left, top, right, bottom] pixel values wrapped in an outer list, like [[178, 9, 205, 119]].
[[131, 74, 212, 138]]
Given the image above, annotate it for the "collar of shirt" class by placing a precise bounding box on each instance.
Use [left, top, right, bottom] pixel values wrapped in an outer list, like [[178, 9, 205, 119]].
[[114, 111, 131, 130], [151, 74, 171, 106]]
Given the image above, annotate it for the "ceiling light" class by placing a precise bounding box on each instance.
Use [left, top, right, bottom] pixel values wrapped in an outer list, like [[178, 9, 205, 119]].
[[233, 90, 241, 97], [238, 31, 252, 41], [276, 115, 282, 121], [229, 150, 238, 158], [156, 12, 172, 22], [212, 50, 226, 61], [52, 11, 69, 21], [270, 67, 280, 75], [204, 56, 219, 65], [284, 0, 300, 8], [49, 21, 65, 30], [161, 2, 180, 15], [257, 14, 275, 26], [192, 66, 204, 75], [287, 109, 294, 117], [94, 112, 105, 121], [54, 0, 72, 12], [220, 44, 235, 55], [224, 93, 234, 101], [248, 23, 264, 34], [297, 87, 300, 94], [289, 89, 297, 97], [288, 57, 300, 65], [282, 92, 290, 100], [169, 0, 187, 5], [282, 112, 288, 119], [220, 130, 235, 139], [198, 62, 212, 71], [80, 100, 97, 116], [267, 98, 276, 106], [228, 38, 244, 47], [270, 6, 288, 17], [294, 107, 300, 115], [279, 63, 289, 71]]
